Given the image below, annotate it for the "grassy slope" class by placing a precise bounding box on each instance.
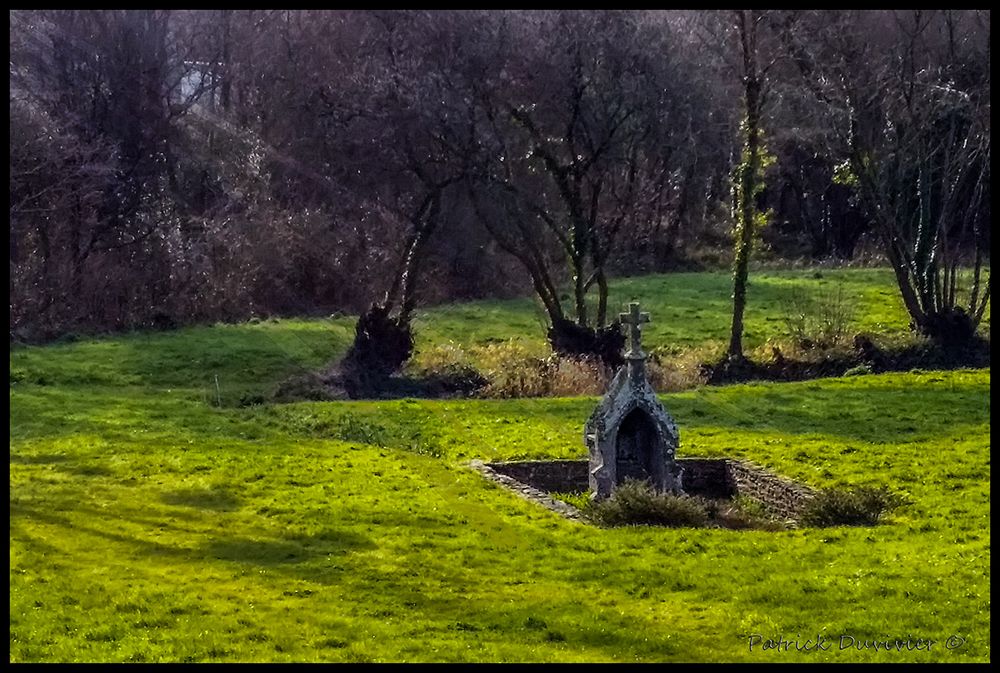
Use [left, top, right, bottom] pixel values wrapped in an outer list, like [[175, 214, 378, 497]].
[[9, 269, 991, 662], [413, 268, 922, 352]]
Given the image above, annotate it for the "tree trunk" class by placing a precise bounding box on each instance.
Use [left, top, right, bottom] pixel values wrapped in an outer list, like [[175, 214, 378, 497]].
[[398, 194, 439, 323], [728, 10, 763, 362], [595, 266, 609, 327], [573, 258, 588, 327], [343, 190, 439, 387], [382, 192, 434, 313], [220, 9, 232, 111]]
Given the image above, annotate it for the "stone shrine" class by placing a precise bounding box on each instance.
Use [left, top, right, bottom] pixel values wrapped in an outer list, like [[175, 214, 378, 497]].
[[584, 302, 682, 500]]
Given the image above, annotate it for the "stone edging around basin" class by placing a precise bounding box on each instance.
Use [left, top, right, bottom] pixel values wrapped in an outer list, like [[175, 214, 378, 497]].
[[470, 458, 817, 522], [468, 460, 587, 523]]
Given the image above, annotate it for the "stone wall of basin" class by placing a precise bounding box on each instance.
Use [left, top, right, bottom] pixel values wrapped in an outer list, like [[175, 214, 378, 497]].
[[481, 457, 816, 520], [726, 459, 817, 520]]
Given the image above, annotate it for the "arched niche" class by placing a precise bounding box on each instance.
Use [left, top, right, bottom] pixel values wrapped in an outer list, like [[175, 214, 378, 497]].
[[614, 407, 659, 485]]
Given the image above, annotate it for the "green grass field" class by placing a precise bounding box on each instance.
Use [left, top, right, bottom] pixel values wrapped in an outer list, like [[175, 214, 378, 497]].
[[9, 269, 991, 662], [413, 268, 921, 350]]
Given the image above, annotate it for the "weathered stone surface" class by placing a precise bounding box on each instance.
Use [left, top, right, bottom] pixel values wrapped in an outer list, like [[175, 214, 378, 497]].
[[726, 459, 816, 519], [585, 302, 682, 499], [481, 460, 589, 492], [677, 458, 732, 498]]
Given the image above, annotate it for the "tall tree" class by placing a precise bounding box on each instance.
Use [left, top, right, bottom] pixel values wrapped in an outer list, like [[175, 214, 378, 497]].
[[9, 10, 217, 332], [727, 9, 769, 361]]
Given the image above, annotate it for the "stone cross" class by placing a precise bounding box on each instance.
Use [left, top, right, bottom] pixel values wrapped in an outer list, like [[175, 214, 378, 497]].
[[619, 302, 650, 359]]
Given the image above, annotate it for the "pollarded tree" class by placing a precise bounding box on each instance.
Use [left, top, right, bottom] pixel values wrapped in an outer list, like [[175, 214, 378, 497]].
[[312, 11, 486, 387], [179, 10, 488, 385]]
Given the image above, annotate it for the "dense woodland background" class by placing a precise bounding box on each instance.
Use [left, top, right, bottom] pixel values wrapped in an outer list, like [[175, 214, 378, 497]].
[[9, 10, 991, 346]]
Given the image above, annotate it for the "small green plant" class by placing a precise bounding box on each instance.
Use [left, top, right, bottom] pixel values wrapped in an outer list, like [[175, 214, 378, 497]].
[[406, 438, 443, 458], [843, 363, 873, 377], [799, 486, 908, 527], [334, 413, 389, 447], [549, 491, 591, 511], [584, 479, 711, 528]]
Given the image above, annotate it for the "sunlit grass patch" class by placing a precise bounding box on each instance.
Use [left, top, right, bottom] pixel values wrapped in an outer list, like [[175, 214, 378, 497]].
[[7, 268, 991, 662], [10, 364, 990, 662]]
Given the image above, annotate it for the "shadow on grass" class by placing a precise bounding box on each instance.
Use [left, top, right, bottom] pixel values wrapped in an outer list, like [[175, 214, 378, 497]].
[[67, 463, 116, 478], [10, 452, 115, 478], [10, 452, 72, 465], [255, 374, 990, 455], [11, 502, 374, 572], [161, 488, 243, 512], [12, 492, 707, 660], [204, 530, 374, 566]]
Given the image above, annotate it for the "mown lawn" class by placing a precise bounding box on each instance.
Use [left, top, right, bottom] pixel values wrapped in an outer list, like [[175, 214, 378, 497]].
[[9, 268, 991, 662]]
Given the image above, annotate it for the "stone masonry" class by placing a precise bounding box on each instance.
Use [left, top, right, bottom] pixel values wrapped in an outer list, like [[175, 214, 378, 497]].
[[585, 302, 682, 499], [473, 302, 816, 523], [479, 457, 816, 521]]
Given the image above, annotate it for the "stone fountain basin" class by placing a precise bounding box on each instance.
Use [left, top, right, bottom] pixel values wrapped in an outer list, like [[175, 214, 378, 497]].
[[470, 458, 816, 523]]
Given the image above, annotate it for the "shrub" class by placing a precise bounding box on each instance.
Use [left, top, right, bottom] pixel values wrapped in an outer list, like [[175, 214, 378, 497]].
[[545, 355, 612, 397], [712, 495, 790, 531], [410, 341, 476, 375], [584, 479, 711, 527], [406, 342, 488, 395], [799, 486, 908, 527], [779, 283, 856, 349], [647, 346, 715, 392], [475, 341, 557, 398], [411, 340, 558, 397], [843, 363, 873, 377]]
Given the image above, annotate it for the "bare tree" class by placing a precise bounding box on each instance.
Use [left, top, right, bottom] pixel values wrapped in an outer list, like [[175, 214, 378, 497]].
[[468, 10, 699, 362], [9, 10, 220, 333], [306, 11, 484, 385], [779, 9, 990, 345]]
